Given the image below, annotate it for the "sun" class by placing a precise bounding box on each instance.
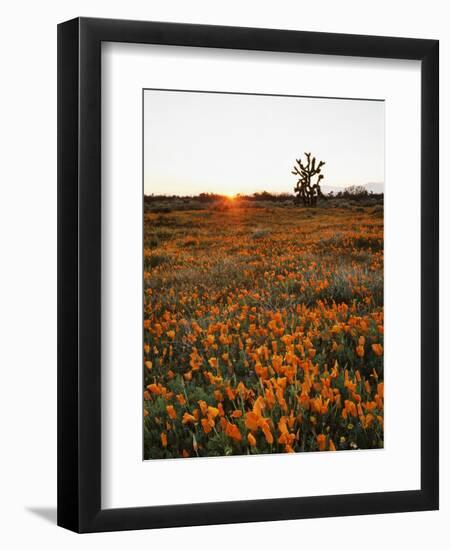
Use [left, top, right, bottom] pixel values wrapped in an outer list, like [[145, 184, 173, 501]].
[[225, 192, 236, 200]]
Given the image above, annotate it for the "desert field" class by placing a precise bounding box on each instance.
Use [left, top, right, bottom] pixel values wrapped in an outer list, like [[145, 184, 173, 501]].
[[143, 202, 384, 459]]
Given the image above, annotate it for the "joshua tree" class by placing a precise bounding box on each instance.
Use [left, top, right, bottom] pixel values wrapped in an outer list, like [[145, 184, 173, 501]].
[[292, 152, 325, 206]]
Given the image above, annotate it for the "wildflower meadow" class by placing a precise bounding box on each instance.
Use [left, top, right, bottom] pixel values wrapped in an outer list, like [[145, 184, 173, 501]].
[[143, 199, 384, 459]]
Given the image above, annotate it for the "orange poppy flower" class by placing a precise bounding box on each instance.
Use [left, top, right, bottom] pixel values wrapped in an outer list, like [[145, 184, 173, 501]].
[[372, 343, 383, 356], [182, 413, 196, 424], [166, 405, 177, 419], [225, 422, 242, 441], [214, 390, 224, 402], [255, 363, 269, 380], [207, 406, 220, 419], [198, 400, 208, 416], [176, 394, 186, 405], [201, 418, 214, 434], [226, 386, 236, 401], [253, 396, 266, 416], [261, 422, 273, 445], [377, 382, 384, 397], [245, 412, 260, 431], [316, 434, 326, 451]]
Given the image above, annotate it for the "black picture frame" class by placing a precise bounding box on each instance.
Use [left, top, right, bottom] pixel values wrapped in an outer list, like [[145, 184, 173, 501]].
[[57, 17, 439, 533]]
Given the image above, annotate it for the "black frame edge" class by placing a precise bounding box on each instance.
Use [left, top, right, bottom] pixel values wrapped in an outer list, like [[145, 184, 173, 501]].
[[420, 40, 439, 510], [87, 489, 435, 533], [57, 17, 81, 532]]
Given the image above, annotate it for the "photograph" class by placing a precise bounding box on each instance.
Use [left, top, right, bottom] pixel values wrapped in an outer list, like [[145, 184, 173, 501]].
[[142, 89, 385, 460]]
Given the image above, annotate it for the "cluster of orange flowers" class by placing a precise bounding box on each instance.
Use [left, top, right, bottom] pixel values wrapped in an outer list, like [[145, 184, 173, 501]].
[[143, 205, 384, 458]]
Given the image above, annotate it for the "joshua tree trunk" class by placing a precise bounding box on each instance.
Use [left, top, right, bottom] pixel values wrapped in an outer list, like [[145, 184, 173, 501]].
[[292, 152, 325, 207]]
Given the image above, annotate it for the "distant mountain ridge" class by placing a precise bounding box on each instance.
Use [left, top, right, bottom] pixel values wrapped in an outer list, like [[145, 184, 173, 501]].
[[322, 182, 384, 195]]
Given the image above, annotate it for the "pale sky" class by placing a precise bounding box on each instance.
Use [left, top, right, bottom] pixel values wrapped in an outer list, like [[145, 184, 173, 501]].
[[144, 89, 384, 196]]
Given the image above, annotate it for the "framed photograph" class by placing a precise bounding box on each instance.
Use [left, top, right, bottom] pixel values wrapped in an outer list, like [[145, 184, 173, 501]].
[[57, 17, 439, 533]]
